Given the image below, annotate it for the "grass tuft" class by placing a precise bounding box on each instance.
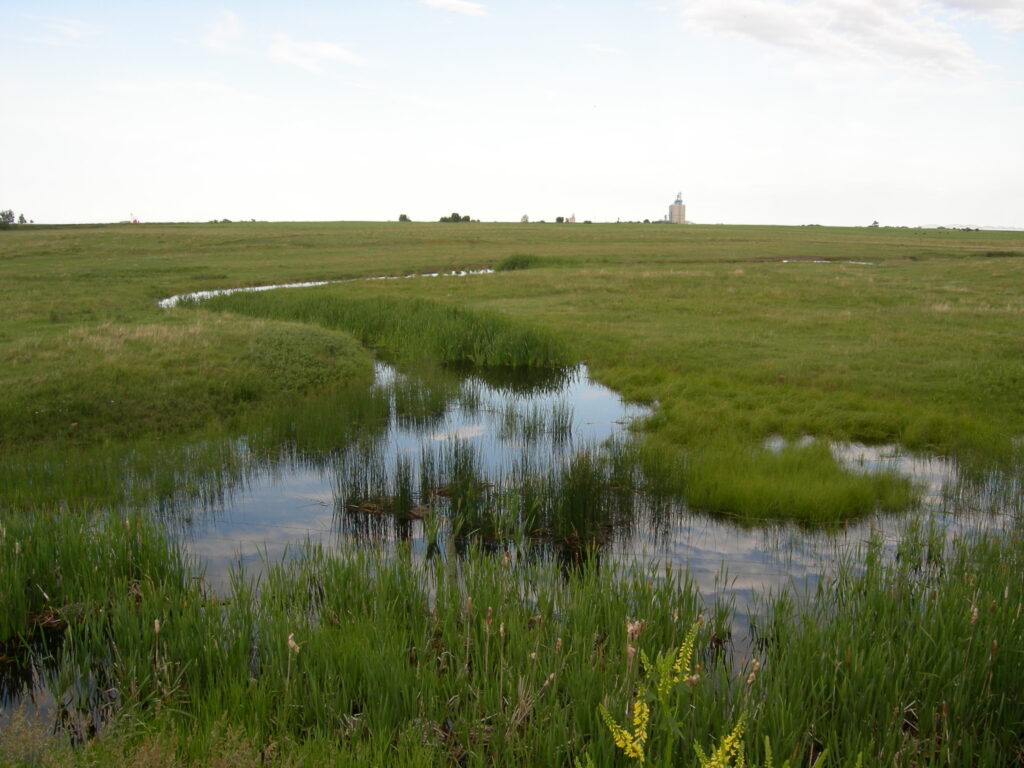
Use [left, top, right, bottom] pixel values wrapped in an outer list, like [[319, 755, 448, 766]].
[[198, 289, 574, 369]]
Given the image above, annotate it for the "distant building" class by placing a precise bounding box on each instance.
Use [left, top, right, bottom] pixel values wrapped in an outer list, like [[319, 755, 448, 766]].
[[669, 193, 686, 224]]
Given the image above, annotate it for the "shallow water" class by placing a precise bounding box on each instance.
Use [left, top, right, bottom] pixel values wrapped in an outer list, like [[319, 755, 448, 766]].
[[157, 269, 495, 308], [175, 363, 1015, 626], [3, 360, 1019, 725], [179, 362, 649, 587]]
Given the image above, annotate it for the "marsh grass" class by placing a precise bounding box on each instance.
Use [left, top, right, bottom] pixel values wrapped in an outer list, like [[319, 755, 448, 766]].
[[334, 438, 641, 552], [681, 439, 916, 525], [197, 289, 574, 369], [744, 526, 1024, 766], [3, 511, 707, 766], [0, 378, 391, 515], [4, 222, 1024, 474], [631, 436, 915, 526], [3, 222, 1024, 764], [3, 513, 1023, 766], [499, 399, 573, 443]]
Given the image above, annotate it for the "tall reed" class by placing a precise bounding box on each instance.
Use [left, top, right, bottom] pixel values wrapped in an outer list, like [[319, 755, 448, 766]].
[[198, 289, 575, 368]]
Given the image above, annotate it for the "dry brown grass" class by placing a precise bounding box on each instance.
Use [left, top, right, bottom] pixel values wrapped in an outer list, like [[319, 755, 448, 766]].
[[0, 707, 66, 768], [65, 317, 267, 355]]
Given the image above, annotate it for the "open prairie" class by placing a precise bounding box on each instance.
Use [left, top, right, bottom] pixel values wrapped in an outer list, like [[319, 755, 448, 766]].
[[1, 221, 1023, 766]]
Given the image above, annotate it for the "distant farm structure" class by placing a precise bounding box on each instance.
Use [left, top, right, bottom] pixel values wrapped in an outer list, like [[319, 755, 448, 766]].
[[669, 193, 686, 224]]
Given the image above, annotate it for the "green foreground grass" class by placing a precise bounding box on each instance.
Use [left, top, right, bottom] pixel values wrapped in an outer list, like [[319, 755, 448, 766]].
[[2, 511, 1022, 767]]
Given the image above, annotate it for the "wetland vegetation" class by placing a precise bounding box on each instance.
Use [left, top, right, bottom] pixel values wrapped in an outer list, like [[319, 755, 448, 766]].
[[1, 221, 1023, 766]]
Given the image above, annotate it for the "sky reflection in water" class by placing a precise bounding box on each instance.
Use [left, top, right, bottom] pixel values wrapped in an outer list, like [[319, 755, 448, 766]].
[[178, 363, 1016, 638]]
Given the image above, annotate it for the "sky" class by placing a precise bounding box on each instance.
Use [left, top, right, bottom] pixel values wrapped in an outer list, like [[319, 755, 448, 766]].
[[2, 0, 1023, 227]]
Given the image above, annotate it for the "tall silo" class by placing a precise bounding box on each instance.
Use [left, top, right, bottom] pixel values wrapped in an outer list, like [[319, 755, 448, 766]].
[[669, 192, 686, 224]]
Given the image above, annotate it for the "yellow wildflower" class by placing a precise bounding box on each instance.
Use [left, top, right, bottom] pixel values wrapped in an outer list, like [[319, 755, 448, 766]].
[[671, 620, 700, 684], [632, 697, 650, 748], [695, 713, 746, 768], [599, 686, 650, 764]]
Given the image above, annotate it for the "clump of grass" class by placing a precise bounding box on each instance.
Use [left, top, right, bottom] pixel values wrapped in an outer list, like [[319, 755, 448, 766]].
[[640, 436, 915, 525], [0, 510, 191, 647], [499, 399, 574, 443], [745, 526, 1024, 765], [199, 289, 575, 369], [336, 439, 638, 550], [495, 253, 543, 271]]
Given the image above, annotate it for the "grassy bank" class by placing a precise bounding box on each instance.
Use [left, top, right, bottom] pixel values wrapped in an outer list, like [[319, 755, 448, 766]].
[[0, 313, 374, 447], [0, 376, 392, 512], [2, 512, 1021, 766], [197, 290, 573, 368]]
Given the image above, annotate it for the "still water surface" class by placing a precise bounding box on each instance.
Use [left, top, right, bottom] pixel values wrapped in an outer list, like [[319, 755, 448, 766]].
[[176, 361, 1014, 632]]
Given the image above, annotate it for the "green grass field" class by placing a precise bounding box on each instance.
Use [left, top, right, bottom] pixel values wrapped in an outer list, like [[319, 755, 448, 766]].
[[2, 221, 1023, 766], [2, 221, 1020, 519], [6, 221, 1022, 453]]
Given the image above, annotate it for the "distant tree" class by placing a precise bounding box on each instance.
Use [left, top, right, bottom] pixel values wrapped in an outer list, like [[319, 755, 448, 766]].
[[869, 220, 880, 228], [439, 212, 471, 223], [0, 210, 13, 225], [18, 214, 26, 224], [398, 213, 411, 222], [461, 214, 470, 222], [521, 214, 529, 223], [555, 216, 564, 224], [643, 219, 650, 224]]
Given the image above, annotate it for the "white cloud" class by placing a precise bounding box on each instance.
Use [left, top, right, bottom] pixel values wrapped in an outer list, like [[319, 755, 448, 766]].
[[16, 14, 101, 45], [268, 34, 368, 73], [419, 0, 487, 17], [202, 10, 242, 53], [940, 0, 1024, 31], [678, 0, 981, 73]]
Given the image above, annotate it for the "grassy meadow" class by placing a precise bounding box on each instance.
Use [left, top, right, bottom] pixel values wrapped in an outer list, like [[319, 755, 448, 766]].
[[4, 222, 1023, 460], [1, 220, 1024, 765]]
